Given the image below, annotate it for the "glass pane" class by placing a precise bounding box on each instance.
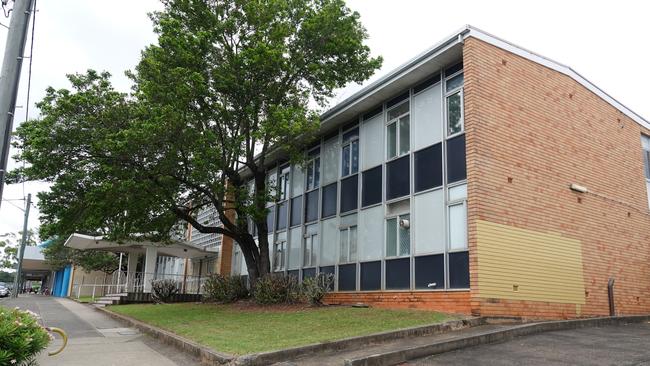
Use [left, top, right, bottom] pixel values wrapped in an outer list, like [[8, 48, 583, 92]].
[[386, 258, 410, 290], [321, 182, 337, 218], [387, 122, 397, 159], [305, 190, 319, 222], [446, 73, 464, 92], [414, 143, 442, 192], [386, 155, 410, 200], [447, 134, 467, 183], [360, 261, 381, 291], [311, 234, 319, 266], [340, 175, 358, 213], [399, 115, 410, 155], [447, 92, 462, 135], [290, 196, 302, 227], [398, 214, 410, 256], [388, 101, 409, 120], [339, 229, 349, 263], [343, 127, 359, 142], [306, 163, 314, 190], [449, 251, 469, 289], [386, 218, 397, 257], [362, 165, 382, 207], [415, 254, 444, 289], [449, 204, 467, 250], [338, 263, 357, 291], [342, 144, 351, 177], [349, 226, 357, 261], [303, 237, 312, 267], [314, 157, 320, 188], [351, 140, 359, 174], [645, 151, 650, 180], [276, 201, 288, 230], [448, 184, 467, 201]]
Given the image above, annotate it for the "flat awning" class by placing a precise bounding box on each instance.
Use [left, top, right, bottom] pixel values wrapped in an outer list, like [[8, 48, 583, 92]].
[[21, 246, 53, 271], [64, 233, 217, 259]]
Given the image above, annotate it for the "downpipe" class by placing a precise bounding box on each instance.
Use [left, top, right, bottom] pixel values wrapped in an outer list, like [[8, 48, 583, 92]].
[[608, 278, 616, 317]]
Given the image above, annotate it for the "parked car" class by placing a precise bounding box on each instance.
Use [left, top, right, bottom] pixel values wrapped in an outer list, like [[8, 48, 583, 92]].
[[0, 286, 9, 298]]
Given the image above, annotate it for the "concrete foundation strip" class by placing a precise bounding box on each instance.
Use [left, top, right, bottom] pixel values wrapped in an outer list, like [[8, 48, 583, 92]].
[[344, 315, 650, 366]]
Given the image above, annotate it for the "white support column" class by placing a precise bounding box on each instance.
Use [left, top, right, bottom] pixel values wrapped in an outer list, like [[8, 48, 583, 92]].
[[143, 246, 158, 293], [126, 252, 138, 293]]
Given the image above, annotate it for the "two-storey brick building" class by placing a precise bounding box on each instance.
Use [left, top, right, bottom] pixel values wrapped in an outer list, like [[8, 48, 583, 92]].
[[230, 25, 650, 319]]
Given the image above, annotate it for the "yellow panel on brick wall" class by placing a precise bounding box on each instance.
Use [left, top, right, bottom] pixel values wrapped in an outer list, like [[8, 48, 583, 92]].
[[476, 220, 586, 304]]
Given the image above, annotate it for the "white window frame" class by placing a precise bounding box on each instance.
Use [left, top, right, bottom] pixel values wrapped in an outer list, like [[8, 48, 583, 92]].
[[303, 232, 318, 267], [278, 165, 290, 202], [339, 225, 357, 263], [444, 70, 464, 138], [385, 213, 411, 258], [641, 135, 650, 209], [341, 127, 360, 178], [385, 100, 410, 160], [273, 240, 286, 271], [305, 155, 321, 191]]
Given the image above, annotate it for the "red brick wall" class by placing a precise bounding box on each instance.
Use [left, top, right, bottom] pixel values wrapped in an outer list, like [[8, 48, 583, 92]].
[[464, 36, 650, 318], [324, 291, 471, 314]]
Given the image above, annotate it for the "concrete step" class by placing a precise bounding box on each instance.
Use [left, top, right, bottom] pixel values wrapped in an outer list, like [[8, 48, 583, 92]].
[[94, 299, 119, 305]]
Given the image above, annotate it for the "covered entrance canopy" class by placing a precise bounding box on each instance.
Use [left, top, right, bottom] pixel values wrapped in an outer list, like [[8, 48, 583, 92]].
[[64, 233, 217, 293]]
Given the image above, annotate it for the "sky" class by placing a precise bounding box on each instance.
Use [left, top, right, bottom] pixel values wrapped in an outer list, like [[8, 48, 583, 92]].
[[0, 0, 649, 240]]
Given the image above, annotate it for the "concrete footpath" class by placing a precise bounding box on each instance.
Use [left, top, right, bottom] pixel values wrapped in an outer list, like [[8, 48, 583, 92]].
[[0, 295, 201, 366]]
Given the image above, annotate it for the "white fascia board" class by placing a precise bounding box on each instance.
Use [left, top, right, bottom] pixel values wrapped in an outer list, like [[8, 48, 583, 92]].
[[465, 26, 650, 130]]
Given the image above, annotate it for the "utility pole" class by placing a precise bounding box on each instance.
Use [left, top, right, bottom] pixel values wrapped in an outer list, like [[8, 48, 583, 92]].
[[0, 0, 36, 207], [12, 192, 30, 297]]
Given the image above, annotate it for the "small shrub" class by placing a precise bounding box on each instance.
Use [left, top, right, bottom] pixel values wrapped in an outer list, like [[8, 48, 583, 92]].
[[0, 307, 51, 366], [203, 274, 249, 303], [151, 279, 179, 304], [252, 273, 301, 305], [301, 273, 334, 305]]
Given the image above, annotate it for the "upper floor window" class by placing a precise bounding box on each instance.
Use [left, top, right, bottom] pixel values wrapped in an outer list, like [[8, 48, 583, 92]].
[[273, 240, 286, 271], [278, 165, 290, 201], [306, 148, 321, 191], [642, 135, 650, 209], [386, 100, 410, 159], [445, 64, 464, 136], [341, 127, 359, 177]]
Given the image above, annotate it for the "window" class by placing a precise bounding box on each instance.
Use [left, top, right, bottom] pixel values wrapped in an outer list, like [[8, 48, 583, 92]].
[[321, 183, 337, 218], [386, 155, 410, 200], [340, 175, 358, 213], [449, 203, 467, 250], [360, 261, 381, 291], [386, 214, 410, 257], [302, 225, 319, 267], [290, 196, 302, 227], [342, 127, 359, 177], [362, 166, 382, 207], [276, 201, 288, 230], [305, 190, 319, 222], [414, 143, 442, 192], [642, 135, 650, 208], [273, 240, 286, 271], [339, 225, 357, 263], [446, 134, 466, 183], [385, 257, 410, 290], [415, 254, 444, 289], [306, 152, 321, 191], [338, 263, 357, 291], [266, 207, 274, 232], [386, 101, 410, 159], [449, 251, 469, 288], [445, 66, 464, 136], [278, 165, 290, 201]]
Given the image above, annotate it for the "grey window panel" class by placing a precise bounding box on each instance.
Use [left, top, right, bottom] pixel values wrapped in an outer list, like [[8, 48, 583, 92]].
[[445, 62, 463, 77], [302, 268, 316, 279], [413, 83, 442, 151], [290, 196, 302, 227], [446, 134, 466, 183], [340, 212, 358, 227], [361, 113, 384, 170], [360, 261, 381, 291], [321, 183, 337, 218], [358, 205, 383, 261], [385, 257, 410, 290], [415, 254, 444, 289], [319, 265, 335, 291], [340, 175, 358, 213], [446, 73, 464, 92], [305, 190, 319, 223], [338, 263, 357, 291], [291, 165, 305, 196], [276, 201, 288, 230], [414, 73, 441, 94], [287, 270, 299, 279], [449, 251, 470, 289], [387, 91, 410, 109], [322, 137, 339, 185], [363, 106, 383, 120], [414, 190, 445, 254], [386, 155, 410, 200], [414, 143, 442, 192], [288, 227, 302, 269], [266, 207, 275, 232], [343, 127, 359, 142], [361, 166, 382, 207]]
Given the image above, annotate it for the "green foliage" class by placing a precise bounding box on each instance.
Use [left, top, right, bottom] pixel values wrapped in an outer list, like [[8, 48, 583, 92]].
[[0, 230, 37, 270], [300, 273, 334, 305], [252, 273, 302, 305], [0, 307, 51, 366], [10, 0, 382, 282], [202, 274, 249, 303], [151, 279, 180, 304], [0, 271, 14, 283]]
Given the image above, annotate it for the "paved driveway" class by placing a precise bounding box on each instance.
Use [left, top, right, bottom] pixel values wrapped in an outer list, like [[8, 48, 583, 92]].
[[410, 322, 650, 366], [0, 295, 200, 366]]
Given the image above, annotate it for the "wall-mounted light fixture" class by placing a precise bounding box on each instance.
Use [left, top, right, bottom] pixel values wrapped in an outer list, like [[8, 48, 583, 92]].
[[570, 183, 588, 193]]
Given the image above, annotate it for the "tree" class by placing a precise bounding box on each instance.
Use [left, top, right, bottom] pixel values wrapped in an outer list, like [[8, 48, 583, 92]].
[[10, 0, 381, 283], [0, 230, 37, 269]]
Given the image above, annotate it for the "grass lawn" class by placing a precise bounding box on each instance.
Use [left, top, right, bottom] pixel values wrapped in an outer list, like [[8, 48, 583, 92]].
[[110, 303, 456, 355], [72, 296, 95, 303]]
